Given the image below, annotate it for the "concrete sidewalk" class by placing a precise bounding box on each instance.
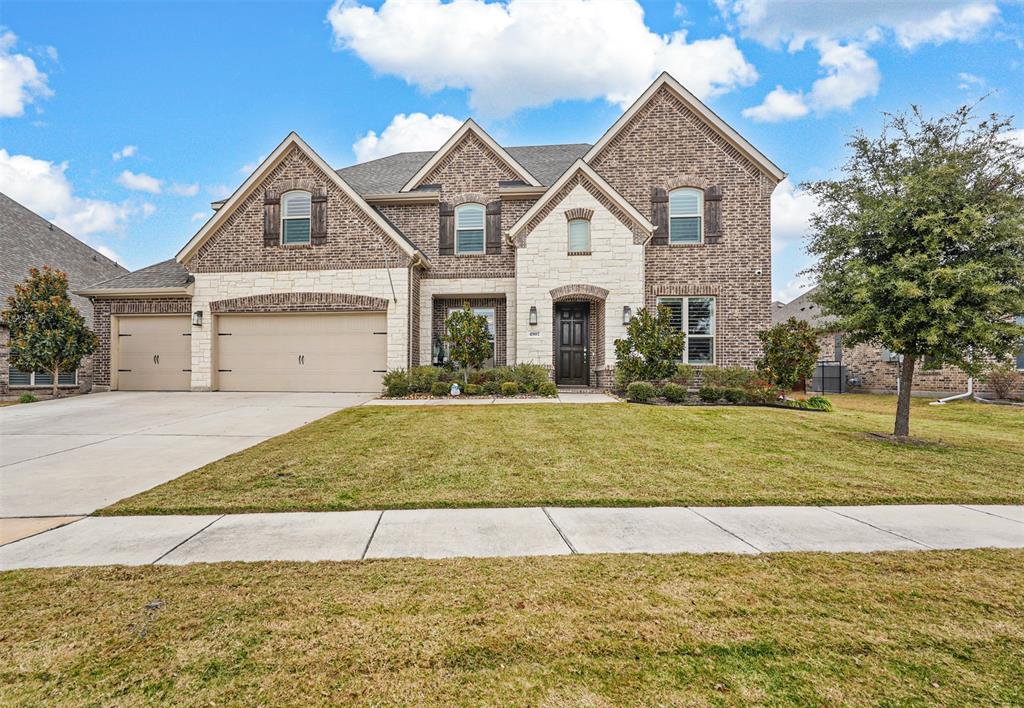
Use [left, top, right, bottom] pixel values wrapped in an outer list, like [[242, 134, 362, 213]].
[[2, 504, 1021, 569]]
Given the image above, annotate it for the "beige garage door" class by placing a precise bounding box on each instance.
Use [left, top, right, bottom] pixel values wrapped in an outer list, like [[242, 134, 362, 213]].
[[216, 313, 387, 392], [117, 315, 192, 391]]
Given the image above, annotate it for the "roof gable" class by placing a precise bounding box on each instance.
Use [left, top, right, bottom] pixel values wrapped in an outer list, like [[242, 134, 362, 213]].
[[176, 132, 426, 265], [584, 72, 786, 183], [400, 119, 541, 192]]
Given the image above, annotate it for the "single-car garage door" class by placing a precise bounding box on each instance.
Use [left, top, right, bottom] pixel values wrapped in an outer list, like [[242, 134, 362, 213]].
[[216, 313, 387, 392], [117, 315, 192, 391]]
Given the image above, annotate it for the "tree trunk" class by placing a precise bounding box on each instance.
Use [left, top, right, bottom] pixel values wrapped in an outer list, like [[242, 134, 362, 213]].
[[51, 366, 59, 398], [894, 353, 915, 437]]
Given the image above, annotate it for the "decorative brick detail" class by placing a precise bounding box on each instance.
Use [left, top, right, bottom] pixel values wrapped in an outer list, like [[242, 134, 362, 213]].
[[416, 133, 521, 192], [187, 146, 410, 273], [549, 284, 609, 301], [662, 175, 710, 191], [409, 266, 421, 367], [91, 297, 193, 388], [209, 292, 388, 313], [564, 207, 594, 221], [650, 284, 722, 297], [452, 192, 488, 207], [431, 297, 508, 366]]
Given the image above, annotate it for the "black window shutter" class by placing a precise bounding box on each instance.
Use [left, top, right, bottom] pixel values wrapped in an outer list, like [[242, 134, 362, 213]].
[[263, 191, 280, 246], [485, 200, 502, 254], [311, 189, 327, 245], [705, 185, 723, 242], [650, 187, 668, 245], [439, 202, 455, 255]]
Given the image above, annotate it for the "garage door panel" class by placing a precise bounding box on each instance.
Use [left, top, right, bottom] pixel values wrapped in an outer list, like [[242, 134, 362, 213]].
[[117, 316, 191, 391], [217, 313, 386, 392]]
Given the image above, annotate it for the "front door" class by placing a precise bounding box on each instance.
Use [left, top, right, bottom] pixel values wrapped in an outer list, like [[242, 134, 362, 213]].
[[556, 303, 588, 385]]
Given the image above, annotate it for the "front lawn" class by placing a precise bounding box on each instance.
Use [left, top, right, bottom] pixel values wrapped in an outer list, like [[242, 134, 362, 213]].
[[2, 550, 1022, 704], [103, 394, 1024, 515]]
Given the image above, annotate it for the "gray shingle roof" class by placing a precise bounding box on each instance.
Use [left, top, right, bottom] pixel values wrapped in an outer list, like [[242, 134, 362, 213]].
[[335, 143, 591, 195], [81, 258, 192, 291], [772, 286, 837, 328], [0, 192, 128, 321]]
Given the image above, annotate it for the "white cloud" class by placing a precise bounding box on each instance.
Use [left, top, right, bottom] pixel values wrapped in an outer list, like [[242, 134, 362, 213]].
[[191, 211, 208, 222], [0, 30, 53, 118], [0, 148, 139, 243], [112, 145, 137, 161], [206, 183, 231, 198], [771, 177, 817, 255], [742, 85, 808, 122], [773, 274, 815, 303], [238, 155, 266, 176], [168, 182, 199, 197], [353, 112, 463, 162], [327, 0, 757, 116], [116, 169, 162, 194], [957, 71, 985, 90], [1006, 128, 1024, 148], [893, 2, 998, 49]]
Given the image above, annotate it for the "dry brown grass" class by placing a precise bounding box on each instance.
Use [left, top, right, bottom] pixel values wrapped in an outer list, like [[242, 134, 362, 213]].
[[2, 549, 1022, 705]]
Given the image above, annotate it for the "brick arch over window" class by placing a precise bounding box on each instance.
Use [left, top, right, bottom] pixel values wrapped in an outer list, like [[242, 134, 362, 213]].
[[564, 207, 594, 222], [210, 292, 389, 314], [549, 284, 609, 302], [661, 175, 710, 192], [451, 192, 488, 207]]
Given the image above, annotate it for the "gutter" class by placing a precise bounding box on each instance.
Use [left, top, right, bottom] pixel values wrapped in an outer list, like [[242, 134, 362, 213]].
[[75, 284, 195, 299]]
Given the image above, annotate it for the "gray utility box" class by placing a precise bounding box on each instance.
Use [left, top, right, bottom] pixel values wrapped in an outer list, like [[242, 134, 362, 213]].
[[809, 361, 848, 394]]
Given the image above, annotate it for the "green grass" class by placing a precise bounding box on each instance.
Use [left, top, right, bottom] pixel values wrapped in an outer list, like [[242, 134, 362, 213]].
[[2, 550, 1022, 704], [102, 394, 1024, 515]]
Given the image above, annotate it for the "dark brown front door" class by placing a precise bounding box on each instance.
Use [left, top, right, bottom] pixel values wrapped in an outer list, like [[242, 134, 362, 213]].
[[556, 304, 588, 385]]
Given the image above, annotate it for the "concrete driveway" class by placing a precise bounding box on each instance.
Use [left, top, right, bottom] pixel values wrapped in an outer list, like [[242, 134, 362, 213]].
[[0, 391, 373, 518]]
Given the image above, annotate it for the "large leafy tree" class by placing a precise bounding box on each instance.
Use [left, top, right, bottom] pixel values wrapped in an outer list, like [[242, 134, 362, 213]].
[[757, 317, 821, 392], [804, 105, 1024, 437], [2, 267, 97, 397], [443, 304, 493, 384], [613, 305, 686, 386]]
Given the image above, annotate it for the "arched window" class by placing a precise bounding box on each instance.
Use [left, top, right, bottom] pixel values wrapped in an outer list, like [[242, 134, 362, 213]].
[[455, 203, 485, 254], [669, 188, 702, 244], [281, 190, 312, 245], [567, 219, 591, 253]]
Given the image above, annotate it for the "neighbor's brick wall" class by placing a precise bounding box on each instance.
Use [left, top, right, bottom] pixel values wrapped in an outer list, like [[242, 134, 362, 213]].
[[186, 146, 410, 273], [432, 297, 508, 367], [90, 298, 193, 389], [589, 85, 776, 368]]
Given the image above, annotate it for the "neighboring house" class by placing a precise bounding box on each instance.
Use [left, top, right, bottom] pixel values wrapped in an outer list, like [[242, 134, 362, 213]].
[[79, 73, 785, 393], [775, 286, 1024, 398], [1, 192, 128, 394]]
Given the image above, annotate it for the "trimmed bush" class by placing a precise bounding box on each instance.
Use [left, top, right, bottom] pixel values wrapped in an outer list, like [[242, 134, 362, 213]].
[[430, 381, 450, 397], [626, 381, 657, 402], [18, 393, 37, 404], [805, 395, 833, 411], [743, 378, 781, 404], [510, 363, 549, 392], [464, 383, 483, 396], [661, 382, 687, 403], [983, 363, 1022, 400], [500, 381, 520, 396], [382, 369, 410, 397], [698, 386, 723, 403], [671, 363, 695, 388], [482, 380, 501, 396], [701, 365, 755, 389], [537, 380, 558, 397], [407, 366, 441, 393], [722, 387, 746, 404]]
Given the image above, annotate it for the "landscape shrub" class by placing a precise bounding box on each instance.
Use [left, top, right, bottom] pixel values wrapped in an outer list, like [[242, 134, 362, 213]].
[[18, 393, 37, 404], [743, 378, 781, 404], [613, 306, 686, 387], [756, 318, 821, 391], [407, 366, 441, 393], [382, 369, 410, 397], [661, 382, 687, 403], [671, 363, 695, 388], [626, 381, 657, 402], [805, 395, 833, 411], [508, 363, 549, 392], [983, 363, 1022, 400], [464, 383, 483, 396], [698, 386, 723, 403], [701, 366, 755, 389], [537, 381, 558, 397], [430, 381, 450, 397], [722, 387, 746, 404], [482, 380, 501, 396], [500, 381, 520, 396]]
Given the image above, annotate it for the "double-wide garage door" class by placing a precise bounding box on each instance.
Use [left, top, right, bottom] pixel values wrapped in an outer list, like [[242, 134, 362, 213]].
[[216, 313, 387, 392]]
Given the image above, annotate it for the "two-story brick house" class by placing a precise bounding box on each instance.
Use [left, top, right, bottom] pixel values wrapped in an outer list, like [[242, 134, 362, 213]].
[[80, 73, 785, 392]]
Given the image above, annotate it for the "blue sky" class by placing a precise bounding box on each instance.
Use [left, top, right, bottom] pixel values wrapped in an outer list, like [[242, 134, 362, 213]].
[[2, 0, 1022, 301]]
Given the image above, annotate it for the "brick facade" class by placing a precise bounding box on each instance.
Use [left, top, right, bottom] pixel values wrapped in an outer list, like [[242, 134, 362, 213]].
[[91, 297, 194, 389], [209, 292, 388, 313]]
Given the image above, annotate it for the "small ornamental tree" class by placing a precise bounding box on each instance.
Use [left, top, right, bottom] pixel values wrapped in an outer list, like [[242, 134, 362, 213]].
[[756, 317, 821, 392], [804, 104, 1024, 437], [613, 305, 686, 386], [2, 267, 97, 397], [443, 304, 492, 384]]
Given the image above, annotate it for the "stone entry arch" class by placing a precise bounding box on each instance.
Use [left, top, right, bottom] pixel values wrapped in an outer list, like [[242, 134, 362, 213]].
[[549, 284, 607, 386]]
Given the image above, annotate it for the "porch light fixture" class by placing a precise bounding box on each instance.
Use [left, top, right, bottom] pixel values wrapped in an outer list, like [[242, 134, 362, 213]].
[[622, 306, 632, 325], [529, 306, 538, 326], [192, 310, 203, 327]]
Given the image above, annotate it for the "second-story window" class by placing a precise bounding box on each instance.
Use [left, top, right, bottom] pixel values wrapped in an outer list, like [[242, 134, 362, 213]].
[[455, 203, 485, 255], [669, 188, 702, 244], [568, 219, 591, 253], [281, 190, 312, 245]]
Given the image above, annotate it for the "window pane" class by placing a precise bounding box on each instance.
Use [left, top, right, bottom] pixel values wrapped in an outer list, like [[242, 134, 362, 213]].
[[8, 367, 31, 386], [35, 371, 53, 386], [688, 337, 714, 364], [567, 219, 590, 252], [657, 298, 684, 332], [688, 297, 714, 335], [472, 307, 496, 338], [456, 204, 485, 230], [282, 191, 311, 218], [669, 188, 700, 216], [58, 370, 77, 385], [456, 229, 484, 253], [282, 218, 311, 244], [670, 216, 701, 243]]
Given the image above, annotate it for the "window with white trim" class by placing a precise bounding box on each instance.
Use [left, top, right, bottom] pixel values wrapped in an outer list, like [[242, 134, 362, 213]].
[[669, 188, 702, 244], [281, 190, 311, 245], [567, 219, 591, 253], [443, 306, 496, 367], [7, 367, 77, 387], [455, 203, 485, 254], [657, 296, 715, 364]]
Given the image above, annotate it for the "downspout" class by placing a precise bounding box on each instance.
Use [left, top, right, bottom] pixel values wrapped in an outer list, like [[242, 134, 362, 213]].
[[930, 376, 973, 405]]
